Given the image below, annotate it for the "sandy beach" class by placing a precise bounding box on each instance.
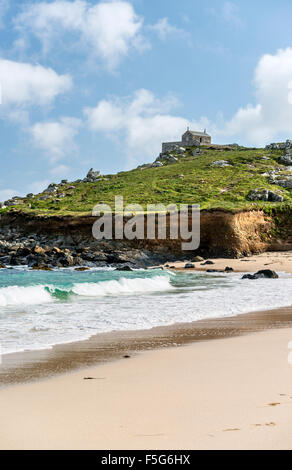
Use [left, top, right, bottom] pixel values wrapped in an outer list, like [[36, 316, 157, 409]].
[[0, 326, 292, 450], [0, 251, 291, 450], [165, 250, 292, 274]]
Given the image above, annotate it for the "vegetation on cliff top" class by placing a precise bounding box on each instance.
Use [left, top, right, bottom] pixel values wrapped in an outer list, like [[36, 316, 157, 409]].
[[1, 146, 292, 216]]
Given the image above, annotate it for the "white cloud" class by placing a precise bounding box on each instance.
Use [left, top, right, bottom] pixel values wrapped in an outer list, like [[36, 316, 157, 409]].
[[84, 47, 292, 162], [15, 0, 145, 69], [211, 47, 292, 145], [0, 188, 20, 202], [84, 89, 206, 166], [0, 58, 72, 106], [30, 117, 81, 161], [149, 17, 187, 41]]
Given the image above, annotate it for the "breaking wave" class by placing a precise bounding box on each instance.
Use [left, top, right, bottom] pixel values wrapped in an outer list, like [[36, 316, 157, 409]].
[[0, 276, 172, 306]]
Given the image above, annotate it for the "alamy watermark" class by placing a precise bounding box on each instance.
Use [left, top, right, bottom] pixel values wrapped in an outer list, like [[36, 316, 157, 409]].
[[92, 196, 200, 251]]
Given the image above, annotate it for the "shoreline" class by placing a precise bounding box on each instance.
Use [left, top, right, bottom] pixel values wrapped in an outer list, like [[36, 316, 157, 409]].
[[0, 249, 291, 387], [1, 304, 292, 387], [1, 325, 292, 449], [0, 250, 292, 449]]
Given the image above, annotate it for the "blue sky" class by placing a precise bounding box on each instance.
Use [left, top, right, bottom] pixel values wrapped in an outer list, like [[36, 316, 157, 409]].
[[1, 0, 292, 200]]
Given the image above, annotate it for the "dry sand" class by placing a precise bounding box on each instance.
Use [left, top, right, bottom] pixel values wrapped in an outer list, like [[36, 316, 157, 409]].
[[1, 327, 292, 450], [0, 250, 291, 450], [165, 250, 292, 274]]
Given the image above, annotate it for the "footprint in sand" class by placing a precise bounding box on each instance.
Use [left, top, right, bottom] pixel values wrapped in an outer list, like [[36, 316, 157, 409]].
[[268, 403, 281, 407]]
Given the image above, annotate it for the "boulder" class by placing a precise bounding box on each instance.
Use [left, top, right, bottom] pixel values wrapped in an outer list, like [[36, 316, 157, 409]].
[[242, 269, 279, 280], [115, 265, 134, 271], [193, 256, 204, 262], [279, 155, 292, 165], [156, 154, 178, 164], [45, 183, 58, 193], [185, 263, 195, 269], [83, 168, 101, 182], [247, 189, 283, 202], [212, 160, 231, 168], [176, 147, 186, 155]]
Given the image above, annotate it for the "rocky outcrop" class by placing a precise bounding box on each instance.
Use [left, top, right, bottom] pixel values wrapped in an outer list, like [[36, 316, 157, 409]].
[[248, 189, 283, 202], [0, 208, 291, 266], [83, 168, 101, 182], [265, 140, 292, 150]]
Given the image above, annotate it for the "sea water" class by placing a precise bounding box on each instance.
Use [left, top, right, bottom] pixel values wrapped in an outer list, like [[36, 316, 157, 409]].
[[0, 267, 291, 355]]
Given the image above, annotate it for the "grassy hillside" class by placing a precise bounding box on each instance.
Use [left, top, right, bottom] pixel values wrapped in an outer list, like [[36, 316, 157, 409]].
[[1, 146, 292, 216]]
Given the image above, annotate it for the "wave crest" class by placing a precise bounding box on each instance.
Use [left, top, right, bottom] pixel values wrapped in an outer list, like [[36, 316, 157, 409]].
[[71, 276, 173, 297]]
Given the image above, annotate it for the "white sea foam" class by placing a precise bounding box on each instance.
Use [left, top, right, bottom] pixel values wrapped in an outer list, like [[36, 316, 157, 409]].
[[1, 271, 292, 356], [71, 276, 173, 297], [0, 285, 53, 307]]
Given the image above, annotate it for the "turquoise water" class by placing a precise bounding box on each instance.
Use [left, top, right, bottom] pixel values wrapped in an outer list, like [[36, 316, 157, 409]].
[[0, 267, 291, 355]]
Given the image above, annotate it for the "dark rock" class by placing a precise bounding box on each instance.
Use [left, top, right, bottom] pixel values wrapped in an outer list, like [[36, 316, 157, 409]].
[[201, 260, 215, 265], [242, 269, 279, 280], [31, 266, 53, 271], [225, 266, 234, 272], [185, 263, 195, 269], [115, 265, 133, 271]]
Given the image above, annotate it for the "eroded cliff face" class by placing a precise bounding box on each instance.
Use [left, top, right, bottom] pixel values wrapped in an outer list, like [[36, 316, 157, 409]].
[[0, 209, 291, 258]]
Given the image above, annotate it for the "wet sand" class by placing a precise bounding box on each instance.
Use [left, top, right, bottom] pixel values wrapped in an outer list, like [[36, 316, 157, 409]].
[[1, 325, 292, 450], [0, 251, 291, 449], [1, 306, 292, 387]]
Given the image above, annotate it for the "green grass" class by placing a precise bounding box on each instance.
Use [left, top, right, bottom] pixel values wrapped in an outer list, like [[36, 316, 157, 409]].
[[2, 146, 292, 216]]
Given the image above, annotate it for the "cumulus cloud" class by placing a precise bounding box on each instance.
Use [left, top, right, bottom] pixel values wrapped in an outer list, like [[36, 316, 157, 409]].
[[211, 47, 292, 145], [0, 58, 72, 106], [84, 47, 292, 162], [15, 0, 145, 69], [84, 89, 206, 166], [30, 116, 81, 161]]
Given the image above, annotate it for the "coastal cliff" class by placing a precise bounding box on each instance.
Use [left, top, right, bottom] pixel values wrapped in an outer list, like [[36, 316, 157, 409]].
[[0, 144, 291, 268], [0, 208, 291, 269]]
